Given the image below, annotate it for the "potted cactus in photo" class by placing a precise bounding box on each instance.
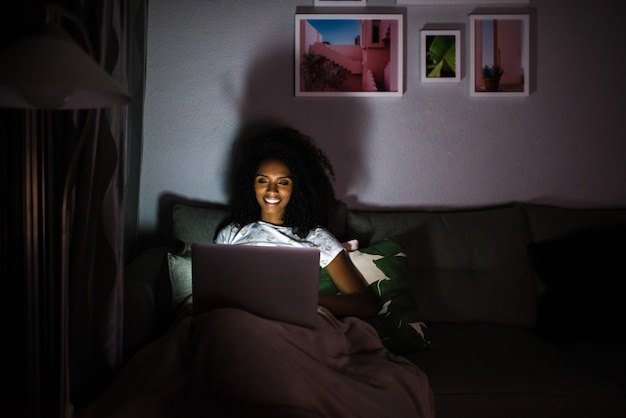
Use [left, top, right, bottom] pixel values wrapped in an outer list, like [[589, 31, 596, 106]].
[[481, 64, 503, 91]]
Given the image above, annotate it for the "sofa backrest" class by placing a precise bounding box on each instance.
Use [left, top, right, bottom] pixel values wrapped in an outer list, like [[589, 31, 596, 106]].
[[522, 203, 626, 242], [346, 205, 537, 328], [521, 204, 626, 342], [170, 200, 349, 249], [166, 200, 626, 330]]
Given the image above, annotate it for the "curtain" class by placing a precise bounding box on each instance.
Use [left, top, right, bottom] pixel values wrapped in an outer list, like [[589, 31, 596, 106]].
[[0, 1, 146, 416], [64, 0, 147, 410], [65, 2, 128, 407]]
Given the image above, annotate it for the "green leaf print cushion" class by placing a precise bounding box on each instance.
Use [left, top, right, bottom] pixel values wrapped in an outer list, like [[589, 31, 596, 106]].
[[319, 236, 432, 354]]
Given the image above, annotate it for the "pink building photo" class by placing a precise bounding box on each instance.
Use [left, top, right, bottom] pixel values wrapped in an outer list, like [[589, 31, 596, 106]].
[[296, 15, 402, 97]]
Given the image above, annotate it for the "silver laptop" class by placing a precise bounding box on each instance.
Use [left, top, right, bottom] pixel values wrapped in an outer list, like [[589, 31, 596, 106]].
[[191, 242, 321, 328]]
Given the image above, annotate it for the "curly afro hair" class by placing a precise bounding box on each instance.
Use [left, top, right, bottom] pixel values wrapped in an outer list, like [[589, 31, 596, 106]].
[[227, 125, 336, 238]]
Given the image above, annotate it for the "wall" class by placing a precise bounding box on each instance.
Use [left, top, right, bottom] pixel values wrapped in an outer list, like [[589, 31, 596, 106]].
[[138, 0, 626, 250]]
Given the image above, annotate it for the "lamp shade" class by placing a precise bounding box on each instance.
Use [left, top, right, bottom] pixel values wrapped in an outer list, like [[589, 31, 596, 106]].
[[0, 34, 131, 109]]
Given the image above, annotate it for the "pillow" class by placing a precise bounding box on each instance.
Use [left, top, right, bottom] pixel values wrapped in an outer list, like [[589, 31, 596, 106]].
[[170, 203, 230, 246], [165, 203, 229, 312], [320, 236, 432, 353], [166, 252, 192, 310], [528, 229, 626, 342]]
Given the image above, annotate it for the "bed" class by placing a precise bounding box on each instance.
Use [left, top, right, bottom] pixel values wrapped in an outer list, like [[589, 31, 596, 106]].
[[77, 300, 435, 417]]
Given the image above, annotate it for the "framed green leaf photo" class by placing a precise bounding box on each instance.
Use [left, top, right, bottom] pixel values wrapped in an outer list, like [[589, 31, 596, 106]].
[[421, 30, 460, 83]]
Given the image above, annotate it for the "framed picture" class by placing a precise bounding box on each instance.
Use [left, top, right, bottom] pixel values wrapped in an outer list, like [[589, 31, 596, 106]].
[[314, 0, 367, 6], [295, 13, 404, 97], [469, 14, 530, 97], [398, 0, 527, 4], [421, 29, 460, 83]]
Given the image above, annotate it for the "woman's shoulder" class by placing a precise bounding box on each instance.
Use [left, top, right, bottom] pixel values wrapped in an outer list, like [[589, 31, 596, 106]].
[[306, 226, 341, 246], [215, 222, 244, 243], [215, 221, 277, 244], [217, 222, 239, 233], [308, 225, 336, 237]]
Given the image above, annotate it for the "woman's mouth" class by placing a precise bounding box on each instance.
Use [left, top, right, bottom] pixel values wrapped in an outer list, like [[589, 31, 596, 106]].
[[264, 197, 280, 205]]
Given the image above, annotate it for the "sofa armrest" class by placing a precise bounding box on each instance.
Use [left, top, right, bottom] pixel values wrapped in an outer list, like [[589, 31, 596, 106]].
[[123, 247, 168, 360]]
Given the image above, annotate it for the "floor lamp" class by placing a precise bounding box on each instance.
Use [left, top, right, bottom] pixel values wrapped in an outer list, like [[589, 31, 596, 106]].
[[0, 4, 131, 417]]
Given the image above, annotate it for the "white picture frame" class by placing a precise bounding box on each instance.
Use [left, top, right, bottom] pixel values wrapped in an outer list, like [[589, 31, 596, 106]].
[[397, 0, 528, 4], [295, 13, 404, 97], [469, 14, 530, 97], [421, 29, 461, 83]]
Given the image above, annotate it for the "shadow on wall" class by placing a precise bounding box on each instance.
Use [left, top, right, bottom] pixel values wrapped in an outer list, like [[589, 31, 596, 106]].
[[235, 46, 372, 209], [140, 46, 372, 254]]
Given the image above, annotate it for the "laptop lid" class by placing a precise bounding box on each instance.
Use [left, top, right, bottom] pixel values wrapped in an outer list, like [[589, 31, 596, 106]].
[[191, 242, 321, 328]]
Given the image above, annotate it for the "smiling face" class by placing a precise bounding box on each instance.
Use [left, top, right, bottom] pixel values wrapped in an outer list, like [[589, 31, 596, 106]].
[[254, 159, 293, 224]]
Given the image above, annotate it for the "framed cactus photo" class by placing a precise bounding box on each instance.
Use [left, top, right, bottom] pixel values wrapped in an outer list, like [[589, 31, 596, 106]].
[[469, 14, 530, 97], [314, 0, 367, 6], [421, 29, 461, 83], [295, 13, 404, 97]]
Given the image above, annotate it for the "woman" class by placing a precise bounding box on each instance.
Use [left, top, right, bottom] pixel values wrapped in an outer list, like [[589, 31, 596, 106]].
[[216, 126, 378, 319], [77, 126, 434, 418]]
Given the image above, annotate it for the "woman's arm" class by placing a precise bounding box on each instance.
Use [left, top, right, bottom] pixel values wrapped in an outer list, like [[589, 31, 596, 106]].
[[318, 251, 378, 319]]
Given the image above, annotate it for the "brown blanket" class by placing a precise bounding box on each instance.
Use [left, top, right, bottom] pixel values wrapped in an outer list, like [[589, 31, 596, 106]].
[[77, 307, 434, 417]]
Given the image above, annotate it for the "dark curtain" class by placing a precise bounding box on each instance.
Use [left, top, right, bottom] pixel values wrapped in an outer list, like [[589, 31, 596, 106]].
[[65, 0, 148, 410], [65, 1, 129, 407], [0, 0, 146, 417]]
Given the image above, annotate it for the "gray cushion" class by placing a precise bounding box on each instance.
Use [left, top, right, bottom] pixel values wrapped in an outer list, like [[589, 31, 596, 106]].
[[167, 252, 192, 309], [402, 205, 537, 327], [170, 203, 230, 246]]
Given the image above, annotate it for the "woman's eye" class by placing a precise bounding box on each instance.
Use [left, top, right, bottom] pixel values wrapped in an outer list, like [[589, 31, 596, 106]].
[[278, 180, 290, 186]]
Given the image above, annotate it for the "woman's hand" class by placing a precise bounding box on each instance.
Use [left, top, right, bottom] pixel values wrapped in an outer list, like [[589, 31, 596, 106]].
[[318, 251, 378, 319]]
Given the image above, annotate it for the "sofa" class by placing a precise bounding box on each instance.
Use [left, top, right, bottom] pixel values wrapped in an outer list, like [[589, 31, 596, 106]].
[[124, 200, 626, 418]]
